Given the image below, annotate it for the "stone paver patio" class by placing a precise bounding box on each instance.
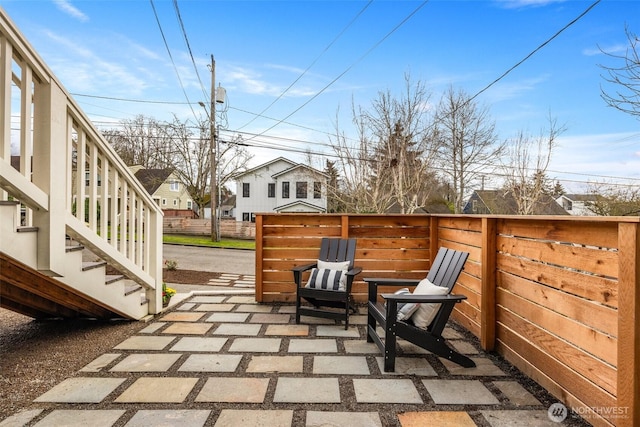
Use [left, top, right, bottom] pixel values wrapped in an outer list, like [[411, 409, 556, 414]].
[[0, 279, 589, 427]]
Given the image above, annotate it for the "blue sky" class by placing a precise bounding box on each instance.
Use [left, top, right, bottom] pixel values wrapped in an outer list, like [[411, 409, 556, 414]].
[[2, 0, 639, 192]]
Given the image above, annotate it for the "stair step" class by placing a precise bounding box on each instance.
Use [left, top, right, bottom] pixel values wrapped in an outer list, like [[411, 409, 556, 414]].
[[82, 261, 106, 271], [16, 226, 38, 233], [124, 283, 143, 296], [65, 245, 84, 253], [0, 200, 19, 206], [105, 274, 124, 285]]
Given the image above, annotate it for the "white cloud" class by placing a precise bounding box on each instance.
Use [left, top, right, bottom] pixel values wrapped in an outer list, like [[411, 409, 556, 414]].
[[52, 0, 89, 22], [495, 0, 567, 9]]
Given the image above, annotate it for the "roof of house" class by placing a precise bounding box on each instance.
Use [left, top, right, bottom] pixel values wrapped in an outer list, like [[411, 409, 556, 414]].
[[271, 163, 328, 179], [274, 200, 326, 212], [471, 189, 569, 215], [561, 193, 600, 202], [133, 168, 173, 195], [233, 157, 297, 178]]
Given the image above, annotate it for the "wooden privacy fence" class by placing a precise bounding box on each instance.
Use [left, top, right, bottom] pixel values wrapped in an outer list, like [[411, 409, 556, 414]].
[[255, 213, 639, 427]]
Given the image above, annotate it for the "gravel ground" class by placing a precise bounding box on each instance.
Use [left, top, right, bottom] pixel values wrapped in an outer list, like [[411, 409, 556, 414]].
[[0, 269, 217, 421]]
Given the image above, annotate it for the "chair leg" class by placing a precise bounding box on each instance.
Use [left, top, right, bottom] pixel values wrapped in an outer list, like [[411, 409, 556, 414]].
[[384, 325, 397, 372]]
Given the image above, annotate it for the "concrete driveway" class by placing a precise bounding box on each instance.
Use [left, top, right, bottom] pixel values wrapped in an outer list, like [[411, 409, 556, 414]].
[[162, 244, 255, 275]]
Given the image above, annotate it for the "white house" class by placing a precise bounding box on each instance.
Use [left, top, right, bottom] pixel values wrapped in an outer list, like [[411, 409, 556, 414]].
[[234, 157, 328, 222], [555, 194, 599, 216]]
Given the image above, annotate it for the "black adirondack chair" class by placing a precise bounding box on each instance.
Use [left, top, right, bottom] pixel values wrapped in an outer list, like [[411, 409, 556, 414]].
[[364, 247, 475, 371], [293, 238, 362, 329]]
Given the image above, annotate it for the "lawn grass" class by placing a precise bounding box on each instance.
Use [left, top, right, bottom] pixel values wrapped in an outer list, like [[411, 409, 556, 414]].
[[162, 234, 255, 250]]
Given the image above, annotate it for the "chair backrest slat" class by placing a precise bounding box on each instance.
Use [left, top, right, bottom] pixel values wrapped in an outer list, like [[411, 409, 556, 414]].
[[426, 247, 469, 292], [318, 238, 356, 269]]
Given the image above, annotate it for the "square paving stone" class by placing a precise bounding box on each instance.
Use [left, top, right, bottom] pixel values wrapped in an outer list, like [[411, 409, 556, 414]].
[[194, 303, 235, 312], [114, 336, 175, 350], [196, 377, 270, 403], [214, 410, 293, 427], [34, 378, 125, 403], [33, 410, 125, 427], [288, 338, 337, 353], [114, 377, 198, 403], [250, 313, 290, 323], [493, 381, 541, 406], [178, 354, 242, 372], [277, 305, 296, 314], [316, 325, 360, 337], [170, 337, 227, 352], [110, 353, 181, 372], [226, 296, 255, 303], [397, 411, 476, 427], [265, 324, 308, 336], [235, 304, 273, 313], [0, 409, 43, 427], [376, 357, 437, 376], [481, 410, 558, 426], [206, 312, 250, 323], [423, 379, 500, 405], [161, 312, 205, 322], [441, 357, 507, 376], [139, 322, 166, 333], [306, 411, 382, 427], [273, 378, 341, 403], [344, 340, 379, 354], [125, 410, 210, 427], [80, 353, 121, 372], [176, 303, 196, 311], [353, 379, 422, 404], [229, 337, 282, 352], [162, 322, 213, 335], [450, 339, 479, 355], [190, 296, 226, 303], [313, 356, 369, 375], [247, 355, 303, 373], [214, 323, 262, 336]]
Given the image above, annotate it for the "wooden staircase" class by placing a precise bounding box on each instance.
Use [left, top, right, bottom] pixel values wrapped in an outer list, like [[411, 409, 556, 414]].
[[0, 8, 163, 320]]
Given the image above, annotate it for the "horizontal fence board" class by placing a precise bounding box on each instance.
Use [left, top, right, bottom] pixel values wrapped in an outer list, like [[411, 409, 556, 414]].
[[262, 214, 343, 226], [498, 307, 616, 395], [349, 226, 429, 238], [497, 235, 618, 278], [436, 216, 483, 233], [498, 271, 617, 337], [353, 237, 430, 250], [437, 227, 482, 247], [262, 226, 344, 237], [498, 288, 617, 366], [497, 253, 618, 308], [497, 326, 617, 425], [348, 215, 430, 227], [497, 218, 619, 249]]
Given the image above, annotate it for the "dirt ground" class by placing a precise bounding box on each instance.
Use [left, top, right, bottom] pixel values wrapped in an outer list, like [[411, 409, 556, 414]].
[[0, 269, 217, 420]]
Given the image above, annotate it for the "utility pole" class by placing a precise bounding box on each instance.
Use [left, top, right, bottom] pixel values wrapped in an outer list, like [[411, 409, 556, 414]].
[[209, 54, 218, 241]]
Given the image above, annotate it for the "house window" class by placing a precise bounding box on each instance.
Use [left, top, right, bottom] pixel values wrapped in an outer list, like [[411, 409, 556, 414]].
[[85, 172, 101, 187], [251, 213, 256, 223], [162, 198, 167, 206], [243, 182, 250, 197], [170, 181, 179, 191], [472, 200, 478, 213], [296, 182, 307, 199], [173, 199, 178, 206], [268, 183, 275, 198], [187, 200, 192, 210], [282, 181, 290, 198], [313, 181, 322, 199], [242, 212, 250, 222]]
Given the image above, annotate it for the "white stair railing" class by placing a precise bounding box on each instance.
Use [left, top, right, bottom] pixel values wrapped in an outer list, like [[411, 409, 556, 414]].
[[0, 7, 163, 315]]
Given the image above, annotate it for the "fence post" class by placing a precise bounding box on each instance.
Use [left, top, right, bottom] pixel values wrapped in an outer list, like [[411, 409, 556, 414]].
[[255, 214, 263, 302], [617, 222, 639, 427], [341, 214, 349, 238], [481, 217, 497, 351], [429, 216, 439, 265]]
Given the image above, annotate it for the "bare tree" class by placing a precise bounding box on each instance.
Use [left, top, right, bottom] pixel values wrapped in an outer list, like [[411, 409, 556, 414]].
[[102, 115, 172, 169], [585, 181, 640, 216], [502, 115, 565, 215], [329, 76, 440, 213], [599, 25, 640, 120], [435, 86, 504, 213]]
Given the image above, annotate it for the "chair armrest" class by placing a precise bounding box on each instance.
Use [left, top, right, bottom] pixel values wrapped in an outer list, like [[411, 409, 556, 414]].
[[381, 293, 467, 304], [346, 266, 362, 277], [292, 263, 317, 285], [364, 277, 421, 287]]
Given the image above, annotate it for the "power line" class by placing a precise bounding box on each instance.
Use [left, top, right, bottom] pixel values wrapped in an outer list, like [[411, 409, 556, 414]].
[[235, 0, 374, 132], [149, 0, 199, 121], [243, 1, 430, 143]]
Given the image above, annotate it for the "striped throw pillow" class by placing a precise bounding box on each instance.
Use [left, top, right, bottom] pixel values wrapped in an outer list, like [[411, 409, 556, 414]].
[[305, 268, 347, 291]]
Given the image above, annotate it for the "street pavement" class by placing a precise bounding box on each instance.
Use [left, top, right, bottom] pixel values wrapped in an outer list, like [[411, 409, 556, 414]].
[[162, 244, 255, 275]]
